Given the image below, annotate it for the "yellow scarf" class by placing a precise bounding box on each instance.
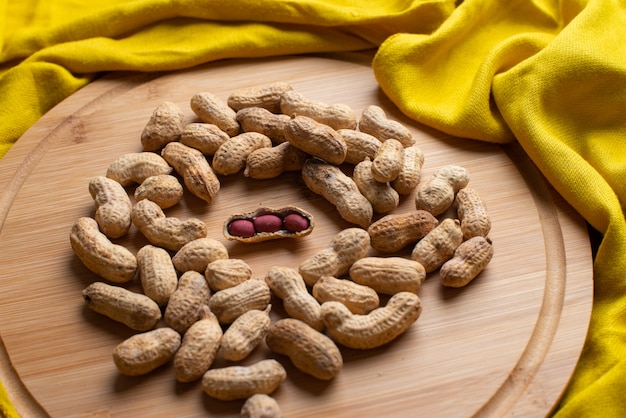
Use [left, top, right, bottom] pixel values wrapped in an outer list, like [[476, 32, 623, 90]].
[[2, 0, 625, 416]]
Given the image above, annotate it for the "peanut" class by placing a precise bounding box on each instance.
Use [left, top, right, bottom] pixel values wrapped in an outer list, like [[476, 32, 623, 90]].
[[88, 176, 132, 239], [228, 82, 293, 113], [337, 129, 382, 165], [212, 132, 273, 176], [455, 187, 491, 239], [244, 142, 308, 179], [209, 279, 271, 324], [371, 138, 404, 183], [367, 210, 439, 253], [440, 236, 494, 288], [266, 318, 343, 381], [299, 227, 371, 286], [134, 174, 183, 209], [312, 276, 379, 315], [241, 394, 282, 418], [173, 305, 223, 382], [70, 217, 137, 283], [201, 359, 286, 401], [284, 116, 347, 165], [302, 158, 373, 228], [358, 105, 413, 147], [106, 152, 173, 187], [180, 122, 229, 155], [205, 258, 252, 291], [190, 91, 240, 136], [280, 90, 356, 130], [172, 237, 229, 273], [131, 199, 207, 251], [223, 206, 314, 243], [140, 101, 185, 151], [237, 107, 291, 143], [411, 218, 464, 272], [136, 244, 178, 306], [164, 271, 211, 334], [353, 158, 399, 214], [113, 327, 181, 376], [265, 266, 323, 331], [220, 305, 271, 362], [161, 141, 220, 204], [415, 165, 469, 216], [391, 145, 425, 195], [349, 257, 426, 295], [82, 282, 161, 331], [321, 292, 422, 349]]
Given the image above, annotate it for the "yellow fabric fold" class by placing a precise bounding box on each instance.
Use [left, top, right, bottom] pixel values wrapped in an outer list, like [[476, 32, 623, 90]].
[[1, 0, 625, 416]]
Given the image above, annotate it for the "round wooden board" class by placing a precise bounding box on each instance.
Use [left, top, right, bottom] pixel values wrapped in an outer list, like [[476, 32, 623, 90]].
[[0, 53, 593, 418]]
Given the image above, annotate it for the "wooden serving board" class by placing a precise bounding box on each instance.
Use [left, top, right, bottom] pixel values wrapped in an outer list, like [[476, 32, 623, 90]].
[[0, 53, 593, 417]]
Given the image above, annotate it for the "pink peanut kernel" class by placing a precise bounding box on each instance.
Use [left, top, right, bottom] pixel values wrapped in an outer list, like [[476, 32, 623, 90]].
[[227, 219, 256, 238], [283, 213, 310, 232], [254, 214, 283, 233]]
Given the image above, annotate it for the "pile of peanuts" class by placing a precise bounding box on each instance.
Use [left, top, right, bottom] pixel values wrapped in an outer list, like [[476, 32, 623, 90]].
[[70, 82, 493, 417]]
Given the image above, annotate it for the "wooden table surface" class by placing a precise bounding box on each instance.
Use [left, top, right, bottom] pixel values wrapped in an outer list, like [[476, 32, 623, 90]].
[[0, 52, 593, 417]]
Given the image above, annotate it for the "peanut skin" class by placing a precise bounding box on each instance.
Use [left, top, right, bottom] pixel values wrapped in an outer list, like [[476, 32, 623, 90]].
[[312, 276, 379, 315], [172, 237, 229, 273], [353, 158, 399, 214], [140, 101, 185, 151], [180, 122, 230, 155], [228, 82, 293, 113], [241, 394, 282, 418], [440, 236, 494, 288], [106, 152, 173, 187], [266, 318, 343, 381], [134, 174, 184, 209], [70, 217, 137, 283], [280, 90, 356, 130], [455, 187, 491, 239], [367, 210, 439, 253], [190, 91, 240, 136], [349, 257, 426, 295], [136, 244, 178, 306], [411, 218, 464, 272], [338, 129, 382, 165], [220, 305, 271, 362], [415, 165, 469, 216], [205, 258, 252, 291], [391, 145, 425, 195], [202, 359, 287, 401], [302, 158, 372, 228], [113, 327, 181, 376], [284, 116, 347, 166], [89, 176, 132, 239], [371, 138, 404, 183], [237, 107, 291, 143], [244, 141, 309, 179], [359, 105, 413, 147], [209, 279, 271, 324], [164, 271, 211, 334], [212, 132, 273, 176], [321, 292, 422, 350]]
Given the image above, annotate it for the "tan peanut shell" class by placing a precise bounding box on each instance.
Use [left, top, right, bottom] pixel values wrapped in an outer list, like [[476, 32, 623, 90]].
[[70, 217, 137, 283], [220, 305, 271, 362], [284, 116, 347, 165], [237, 107, 291, 143], [299, 227, 371, 286], [173, 306, 223, 382], [312, 276, 379, 315], [223, 206, 314, 243], [161, 141, 220, 204], [209, 279, 271, 324], [131, 199, 207, 251], [205, 258, 252, 291], [440, 236, 494, 288], [228, 82, 293, 113], [82, 282, 161, 331], [411, 218, 464, 272], [455, 187, 491, 239], [172, 237, 229, 273], [415, 165, 470, 216], [353, 158, 399, 214], [164, 271, 211, 334], [302, 158, 373, 228], [265, 267, 323, 331], [190, 91, 240, 136], [371, 138, 404, 183], [180, 122, 230, 155], [266, 318, 343, 381], [140, 101, 185, 151], [241, 394, 282, 418], [134, 174, 184, 209], [113, 328, 181, 376], [89, 176, 132, 239], [321, 291, 422, 350], [201, 359, 287, 401], [244, 142, 309, 179], [359, 105, 413, 147], [367, 210, 439, 253], [136, 244, 178, 306], [338, 129, 382, 165], [280, 90, 356, 130], [349, 257, 426, 295], [392, 145, 425, 195], [212, 132, 273, 176], [106, 152, 173, 187]]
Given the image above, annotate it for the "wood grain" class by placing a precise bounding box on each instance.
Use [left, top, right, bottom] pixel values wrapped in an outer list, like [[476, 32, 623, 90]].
[[0, 53, 592, 417]]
